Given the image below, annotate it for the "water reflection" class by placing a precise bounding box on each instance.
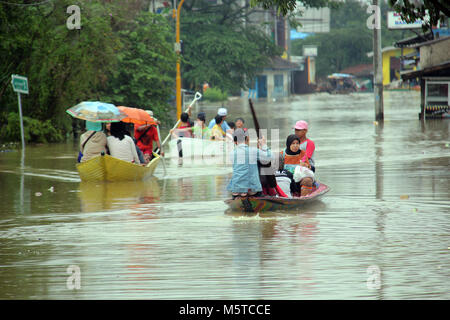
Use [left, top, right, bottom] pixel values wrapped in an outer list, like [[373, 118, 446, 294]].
[[1, 92, 449, 299], [79, 179, 161, 212]]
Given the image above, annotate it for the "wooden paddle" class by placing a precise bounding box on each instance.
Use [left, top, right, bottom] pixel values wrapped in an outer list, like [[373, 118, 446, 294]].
[[248, 98, 277, 189], [248, 98, 260, 139]]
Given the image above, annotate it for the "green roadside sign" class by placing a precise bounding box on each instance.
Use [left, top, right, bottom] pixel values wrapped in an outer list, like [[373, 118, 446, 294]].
[[11, 74, 29, 94]]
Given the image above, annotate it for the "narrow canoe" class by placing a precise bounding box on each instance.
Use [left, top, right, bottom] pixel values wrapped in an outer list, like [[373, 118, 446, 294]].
[[76, 153, 160, 182], [224, 182, 330, 213]]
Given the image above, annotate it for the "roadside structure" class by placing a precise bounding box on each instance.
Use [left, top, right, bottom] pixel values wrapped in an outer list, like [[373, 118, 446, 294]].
[[400, 36, 450, 119]]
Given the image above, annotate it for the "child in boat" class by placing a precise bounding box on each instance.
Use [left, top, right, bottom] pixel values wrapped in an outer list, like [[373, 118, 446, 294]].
[[281, 134, 315, 196], [227, 128, 272, 199]]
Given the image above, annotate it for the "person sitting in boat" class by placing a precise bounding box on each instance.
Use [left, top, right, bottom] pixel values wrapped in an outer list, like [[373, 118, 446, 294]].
[[281, 134, 315, 196], [134, 122, 162, 163], [170, 112, 194, 139], [211, 115, 227, 141], [107, 122, 141, 164], [227, 128, 272, 199], [293, 120, 316, 172], [171, 112, 211, 140], [235, 117, 247, 132], [192, 112, 211, 139], [274, 153, 296, 198], [79, 121, 107, 163], [226, 121, 235, 141], [208, 107, 230, 132]]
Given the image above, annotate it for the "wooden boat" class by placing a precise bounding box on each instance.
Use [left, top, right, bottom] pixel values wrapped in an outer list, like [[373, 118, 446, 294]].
[[168, 137, 234, 161], [224, 182, 330, 213], [76, 153, 160, 182]]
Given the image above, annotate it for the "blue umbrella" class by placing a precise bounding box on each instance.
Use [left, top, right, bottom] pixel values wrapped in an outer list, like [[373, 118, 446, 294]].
[[66, 101, 127, 122]]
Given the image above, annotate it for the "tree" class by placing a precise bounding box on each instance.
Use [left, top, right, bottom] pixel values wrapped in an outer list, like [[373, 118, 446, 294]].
[[0, 0, 177, 142], [389, 0, 450, 32], [180, 0, 281, 94], [250, 0, 340, 16], [101, 12, 177, 124]]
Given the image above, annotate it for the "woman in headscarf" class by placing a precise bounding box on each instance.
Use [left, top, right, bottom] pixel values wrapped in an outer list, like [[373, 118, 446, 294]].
[[281, 134, 315, 196], [106, 122, 141, 164], [79, 121, 107, 162]]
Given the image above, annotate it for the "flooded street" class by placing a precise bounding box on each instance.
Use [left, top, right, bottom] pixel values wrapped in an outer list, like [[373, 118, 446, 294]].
[[0, 91, 449, 299]]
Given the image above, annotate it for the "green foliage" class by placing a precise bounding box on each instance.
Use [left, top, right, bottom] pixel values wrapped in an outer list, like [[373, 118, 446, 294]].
[[101, 12, 177, 124], [180, 0, 282, 94], [0, 112, 64, 144], [202, 88, 228, 102], [0, 0, 177, 141], [250, 0, 341, 16]]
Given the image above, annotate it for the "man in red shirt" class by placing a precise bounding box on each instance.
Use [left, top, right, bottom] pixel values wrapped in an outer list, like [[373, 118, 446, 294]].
[[134, 124, 163, 163]]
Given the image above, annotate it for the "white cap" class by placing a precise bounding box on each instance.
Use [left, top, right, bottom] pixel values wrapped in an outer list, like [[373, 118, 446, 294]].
[[218, 108, 227, 116]]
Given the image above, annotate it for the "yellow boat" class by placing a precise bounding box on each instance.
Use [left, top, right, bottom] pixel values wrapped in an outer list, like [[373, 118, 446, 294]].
[[76, 153, 160, 182]]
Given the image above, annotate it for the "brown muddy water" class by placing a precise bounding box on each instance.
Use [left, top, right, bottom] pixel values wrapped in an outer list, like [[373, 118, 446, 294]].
[[0, 91, 449, 299]]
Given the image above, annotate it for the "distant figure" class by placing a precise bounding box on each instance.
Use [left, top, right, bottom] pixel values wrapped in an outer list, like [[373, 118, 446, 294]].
[[174, 112, 211, 140], [208, 107, 230, 132], [79, 121, 107, 162], [211, 115, 227, 141], [192, 112, 211, 140], [234, 117, 247, 132]]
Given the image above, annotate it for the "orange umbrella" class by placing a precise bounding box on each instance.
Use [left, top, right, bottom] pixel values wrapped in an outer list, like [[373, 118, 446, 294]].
[[117, 106, 156, 126]]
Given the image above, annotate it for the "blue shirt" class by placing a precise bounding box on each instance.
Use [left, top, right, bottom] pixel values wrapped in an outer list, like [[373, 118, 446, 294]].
[[208, 118, 230, 132], [227, 144, 272, 193]]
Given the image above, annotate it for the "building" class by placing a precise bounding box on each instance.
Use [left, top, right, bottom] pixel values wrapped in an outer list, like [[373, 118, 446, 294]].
[[247, 56, 301, 99], [400, 36, 450, 119], [367, 46, 417, 87]]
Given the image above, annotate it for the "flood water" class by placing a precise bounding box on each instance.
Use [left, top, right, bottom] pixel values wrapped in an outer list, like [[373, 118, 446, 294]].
[[0, 91, 449, 299]]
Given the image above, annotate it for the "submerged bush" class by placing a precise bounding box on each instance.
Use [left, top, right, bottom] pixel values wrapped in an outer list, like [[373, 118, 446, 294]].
[[202, 88, 228, 102], [0, 112, 64, 144]]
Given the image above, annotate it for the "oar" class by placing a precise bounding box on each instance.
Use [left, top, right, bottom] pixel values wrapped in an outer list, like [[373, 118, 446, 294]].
[[248, 99, 277, 191], [160, 91, 202, 147], [248, 98, 260, 139]]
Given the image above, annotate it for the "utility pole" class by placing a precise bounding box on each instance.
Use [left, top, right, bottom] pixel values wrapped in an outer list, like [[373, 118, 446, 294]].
[[373, 0, 384, 121], [175, 0, 185, 121]]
